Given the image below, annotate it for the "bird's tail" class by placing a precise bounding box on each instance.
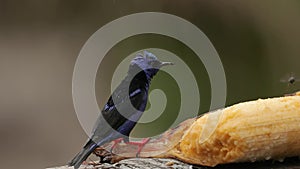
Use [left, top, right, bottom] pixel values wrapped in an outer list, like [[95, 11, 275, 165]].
[[68, 139, 98, 169]]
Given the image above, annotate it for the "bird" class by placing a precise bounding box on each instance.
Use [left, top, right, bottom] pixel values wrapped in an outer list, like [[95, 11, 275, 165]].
[[68, 51, 173, 169]]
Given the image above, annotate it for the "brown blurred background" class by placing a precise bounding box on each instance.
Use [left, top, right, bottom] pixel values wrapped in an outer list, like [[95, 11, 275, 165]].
[[1, 1, 300, 168]]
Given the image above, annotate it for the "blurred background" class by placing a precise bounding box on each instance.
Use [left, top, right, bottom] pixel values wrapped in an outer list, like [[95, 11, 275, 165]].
[[1, 0, 300, 168]]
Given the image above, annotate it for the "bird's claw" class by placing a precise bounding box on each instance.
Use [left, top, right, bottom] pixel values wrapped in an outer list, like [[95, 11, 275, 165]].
[[110, 138, 124, 153], [126, 138, 150, 157]]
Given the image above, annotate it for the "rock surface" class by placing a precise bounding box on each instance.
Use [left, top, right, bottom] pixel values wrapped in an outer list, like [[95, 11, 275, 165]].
[[47, 158, 192, 169], [47, 157, 300, 169]]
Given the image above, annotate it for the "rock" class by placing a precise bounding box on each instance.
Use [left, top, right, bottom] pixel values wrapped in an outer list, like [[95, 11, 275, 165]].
[[46, 158, 192, 169]]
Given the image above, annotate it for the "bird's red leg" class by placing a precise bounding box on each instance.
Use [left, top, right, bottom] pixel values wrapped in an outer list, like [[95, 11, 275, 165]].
[[87, 157, 97, 165], [126, 138, 150, 157], [110, 138, 124, 153]]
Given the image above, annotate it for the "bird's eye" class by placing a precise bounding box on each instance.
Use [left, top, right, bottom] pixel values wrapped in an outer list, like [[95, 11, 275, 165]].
[[149, 60, 159, 67]]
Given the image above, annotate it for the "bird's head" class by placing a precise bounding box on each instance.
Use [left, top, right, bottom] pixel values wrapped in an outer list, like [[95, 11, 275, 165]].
[[129, 51, 173, 79]]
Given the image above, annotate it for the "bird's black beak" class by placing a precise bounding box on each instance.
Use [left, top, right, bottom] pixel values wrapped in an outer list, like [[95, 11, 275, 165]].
[[160, 62, 174, 67]]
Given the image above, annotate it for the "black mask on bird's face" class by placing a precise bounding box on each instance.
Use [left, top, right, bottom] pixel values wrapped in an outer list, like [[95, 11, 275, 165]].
[[129, 51, 173, 79]]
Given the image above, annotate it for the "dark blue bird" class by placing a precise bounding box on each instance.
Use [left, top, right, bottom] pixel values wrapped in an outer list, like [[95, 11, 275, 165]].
[[68, 51, 173, 169]]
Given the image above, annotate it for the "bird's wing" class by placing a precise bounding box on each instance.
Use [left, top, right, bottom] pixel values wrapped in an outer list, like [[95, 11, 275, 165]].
[[68, 87, 147, 169], [90, 87, 148, 143]]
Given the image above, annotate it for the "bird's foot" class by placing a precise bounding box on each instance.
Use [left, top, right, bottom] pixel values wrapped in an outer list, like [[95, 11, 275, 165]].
[[126, 138, 150, 157], [94, 146, 127, 164], [110, 138, 124, 153]]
